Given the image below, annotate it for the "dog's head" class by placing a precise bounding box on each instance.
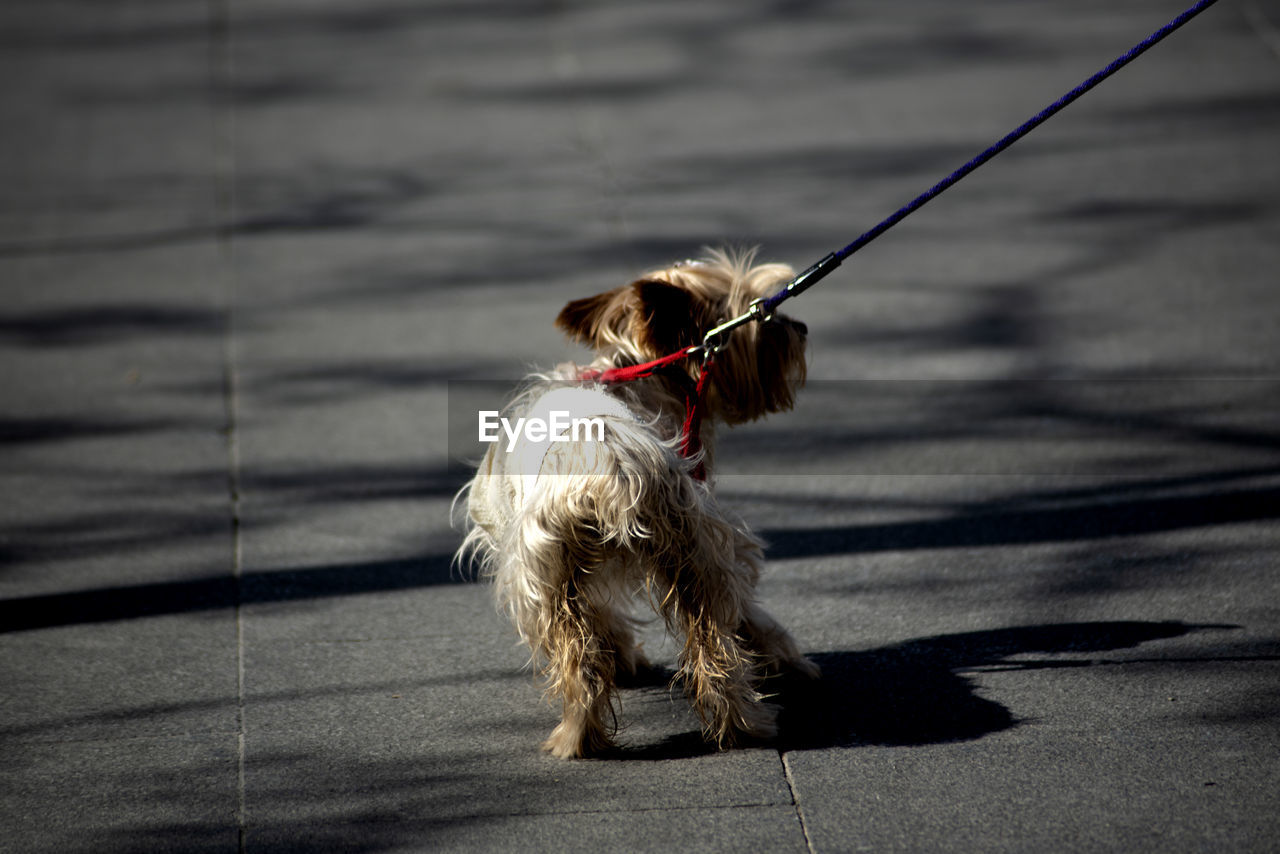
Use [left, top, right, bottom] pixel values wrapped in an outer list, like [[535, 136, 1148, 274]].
[[555, 248, 808, 424]]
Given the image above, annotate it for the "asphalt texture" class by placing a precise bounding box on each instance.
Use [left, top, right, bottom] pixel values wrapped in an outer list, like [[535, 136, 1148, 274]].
[[3, 1, 1279, 851]]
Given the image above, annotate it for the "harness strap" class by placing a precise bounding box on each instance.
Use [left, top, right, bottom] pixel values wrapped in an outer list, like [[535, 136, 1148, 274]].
[[679, 356, 715, 481], [580, 347, 713, 481], [577, 346, 699, 384]]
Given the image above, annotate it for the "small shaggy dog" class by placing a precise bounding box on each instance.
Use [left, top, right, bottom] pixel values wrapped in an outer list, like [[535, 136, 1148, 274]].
[[457, 249, 818, 758]]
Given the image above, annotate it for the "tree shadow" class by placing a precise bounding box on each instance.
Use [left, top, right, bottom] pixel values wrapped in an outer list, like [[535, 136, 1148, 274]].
[[0, 553, 464, 634], [759, 483, 1280, 557]]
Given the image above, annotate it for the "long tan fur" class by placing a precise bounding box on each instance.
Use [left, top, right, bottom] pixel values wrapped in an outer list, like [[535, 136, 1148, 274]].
[[456, 249, 818, 759]]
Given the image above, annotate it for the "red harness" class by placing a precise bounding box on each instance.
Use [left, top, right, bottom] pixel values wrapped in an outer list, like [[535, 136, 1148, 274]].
[[579, 349, 714, 481]]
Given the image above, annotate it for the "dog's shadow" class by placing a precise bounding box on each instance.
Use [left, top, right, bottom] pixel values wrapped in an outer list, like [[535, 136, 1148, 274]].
[[615, 620, 1225, 759]]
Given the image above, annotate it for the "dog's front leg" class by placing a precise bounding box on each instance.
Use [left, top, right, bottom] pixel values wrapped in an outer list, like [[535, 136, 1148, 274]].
[[740, 598, 822, 680]]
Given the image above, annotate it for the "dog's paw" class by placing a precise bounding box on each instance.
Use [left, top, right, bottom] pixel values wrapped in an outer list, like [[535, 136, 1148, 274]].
[[723, 700, 779, 747], [542, 720, 614, 759]]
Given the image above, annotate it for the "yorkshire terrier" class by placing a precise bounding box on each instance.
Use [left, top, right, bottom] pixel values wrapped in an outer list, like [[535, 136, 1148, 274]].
[[457, 249, 819, 759]]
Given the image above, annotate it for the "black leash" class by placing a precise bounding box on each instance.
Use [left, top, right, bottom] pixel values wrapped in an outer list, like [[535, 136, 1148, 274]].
[[594, 0, 1224, 472], [723, 0, 1222, 335]]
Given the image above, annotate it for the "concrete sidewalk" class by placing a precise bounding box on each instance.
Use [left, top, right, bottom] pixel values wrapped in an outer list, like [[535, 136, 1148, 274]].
[[3, 1, 1279, 850]]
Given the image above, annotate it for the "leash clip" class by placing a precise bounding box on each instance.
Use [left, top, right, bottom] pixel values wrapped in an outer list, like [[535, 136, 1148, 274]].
[[748, 297, 775, 324], [699, 293, 783, 358], [700, 309, 754, 357]]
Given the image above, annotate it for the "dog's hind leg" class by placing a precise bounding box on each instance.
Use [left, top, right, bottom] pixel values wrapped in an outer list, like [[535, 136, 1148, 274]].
[[643, 499, 779, 748], [511, 502, 621, 759], [538, 584, 619, 759]]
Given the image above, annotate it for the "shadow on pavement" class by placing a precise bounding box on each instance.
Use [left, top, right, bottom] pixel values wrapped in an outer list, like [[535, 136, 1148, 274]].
[[0, 553, 462, 634], [760, 484, 1280, 557], [777, 620, 1228, 749], [618, 621, 1230, 759]]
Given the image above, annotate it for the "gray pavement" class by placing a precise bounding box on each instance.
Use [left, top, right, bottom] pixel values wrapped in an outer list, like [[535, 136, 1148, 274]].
[[3, 0, 1279, 851]]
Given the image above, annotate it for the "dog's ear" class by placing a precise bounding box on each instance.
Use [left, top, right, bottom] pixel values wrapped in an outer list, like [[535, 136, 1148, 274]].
[[555, 286, 630, 346], [632, 279, 702, 357]]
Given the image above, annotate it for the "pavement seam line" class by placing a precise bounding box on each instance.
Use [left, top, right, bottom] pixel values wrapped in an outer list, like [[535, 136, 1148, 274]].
[[781, 751, 816, 854], [206, 0, 244, 848], [7, 732, 247, 747]]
